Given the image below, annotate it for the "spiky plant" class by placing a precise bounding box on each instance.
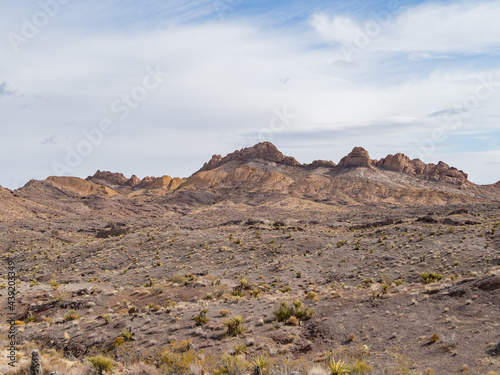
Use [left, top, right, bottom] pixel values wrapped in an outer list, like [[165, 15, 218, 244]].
[[252, 356, 271, 375], [328, 358, 350, 375]]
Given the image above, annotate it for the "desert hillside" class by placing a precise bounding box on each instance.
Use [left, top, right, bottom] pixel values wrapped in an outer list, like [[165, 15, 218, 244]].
[[0, 143, 499, 375]]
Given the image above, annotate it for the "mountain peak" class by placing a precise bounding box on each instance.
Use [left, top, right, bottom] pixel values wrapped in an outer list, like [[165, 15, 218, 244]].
[[199, 142, 300, 172], [337, 147, 372, 169], [87, 170, 129, 186]]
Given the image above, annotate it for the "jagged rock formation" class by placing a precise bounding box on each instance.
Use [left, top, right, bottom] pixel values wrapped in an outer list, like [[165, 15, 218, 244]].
[[87, 170, 129, 186], [199, 141, 300, 172], [87, 171, 183, 193], [306, 160, 337, 169], [87, 170, 142, 188], [332, 147, 468, 185], [375, 153, 468, 185], [9, 142, 498, 207], [127, 175, 141, 187]]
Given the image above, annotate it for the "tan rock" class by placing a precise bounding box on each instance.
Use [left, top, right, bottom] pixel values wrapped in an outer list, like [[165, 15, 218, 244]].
[[46, 176, 119, 197], [127, 174, 141, 186], [337, 147, 372, 168], [146, 175, 173, 190]]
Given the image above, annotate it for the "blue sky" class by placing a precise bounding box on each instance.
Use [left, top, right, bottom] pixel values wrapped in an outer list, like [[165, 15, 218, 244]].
[[1, 0, 500, 188]]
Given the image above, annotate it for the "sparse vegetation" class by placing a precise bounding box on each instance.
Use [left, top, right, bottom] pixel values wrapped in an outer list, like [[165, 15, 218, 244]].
[[224, 316, 246, 337]]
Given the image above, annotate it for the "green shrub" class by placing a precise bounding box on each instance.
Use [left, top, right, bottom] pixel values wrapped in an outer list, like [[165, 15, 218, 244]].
[[350, 360, 373, 374], [194, 309, 210, 325], [122, 328, 135, 341], [273, 301, 314, 322], [88, 355, 114, 373], [252, 356, 271, 375], [328, 357, 350, 375], [224, 316, 246, 337], [420, 272, 443, 284], [63, 310, 80, 321]]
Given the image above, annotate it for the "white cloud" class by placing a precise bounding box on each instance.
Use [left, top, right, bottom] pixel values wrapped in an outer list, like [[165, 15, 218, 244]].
[[0, 1, 500, 188], [311, 1, 500, 55], [310, 13, 366, 45]]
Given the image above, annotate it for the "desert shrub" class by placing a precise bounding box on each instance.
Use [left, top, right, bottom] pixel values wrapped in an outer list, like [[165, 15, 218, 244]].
[[429, 333, 440, 344], [63, 310, 80, 321], [169, 273, 196, 285], [232, 289, 245, 297], [156, 341, 198, 375], [194, 309, 209, 325], [274, 301, 314, 322], [224, 316, 246, 337], [214, 353, 249, 375], [114, 336, 126, 348], [220, 309, 230, 316], [328, 357, 350, 375], [233, 344, 247, 355], [251, 356, 271, 375], [273, 302, 294, 321], [122, 328, 135, 341], [49, 280, 59, 290], [350, 359, 373, 374], [420, 272, 443, 284], [88, 355, 114, 373], [306, 291, 317, 299]]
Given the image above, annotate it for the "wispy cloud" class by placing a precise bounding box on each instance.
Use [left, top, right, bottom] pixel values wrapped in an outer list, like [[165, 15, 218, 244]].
[[0, 81, 15, 97]]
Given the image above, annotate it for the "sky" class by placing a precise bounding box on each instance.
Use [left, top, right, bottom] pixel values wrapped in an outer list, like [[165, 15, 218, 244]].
[[1, 0, 500, 189]]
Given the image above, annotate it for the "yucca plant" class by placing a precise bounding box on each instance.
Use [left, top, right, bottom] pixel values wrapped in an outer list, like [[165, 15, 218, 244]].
[[328, 357, 350, 375], [224, 316, 246, 337], [252, 355, 271, 375]]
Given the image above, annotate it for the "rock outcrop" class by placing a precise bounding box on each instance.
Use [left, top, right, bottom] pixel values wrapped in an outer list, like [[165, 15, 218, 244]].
[[46, 176, 119, 197], [306, 160, 337, 169], [199, 142, 301, 172], [143, 175, 183, 190], [127, 175, 141, 187], [87, 170, 129, 186], [376, 154, 469, 185], [87, 171, 182, 192], [337, 147, 372, 169]]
